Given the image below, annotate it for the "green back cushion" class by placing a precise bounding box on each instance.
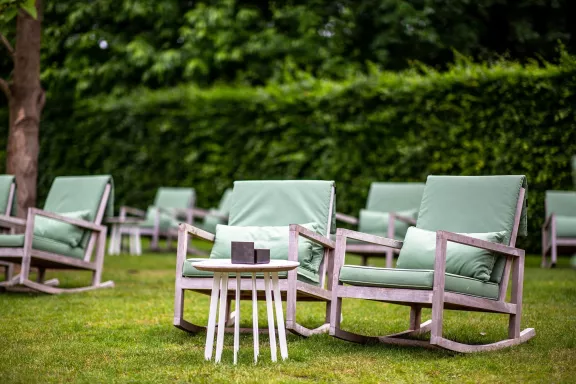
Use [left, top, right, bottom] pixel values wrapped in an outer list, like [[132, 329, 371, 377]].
[[546, 191, 576, 217], [210, 223, 321, 274], [43, 175, 114, 248], [34, 210, 91, 247], [358, 209, 417, 239], [416, 175, 527, 283], [154, 187, 195, 209], [365, 182, 425, 212], [217, 189, 234, 214], [141, 206, 179, 230], [0, 175, 15, 215], [397, 227, 506, 281], [572, 155, 576, 188]]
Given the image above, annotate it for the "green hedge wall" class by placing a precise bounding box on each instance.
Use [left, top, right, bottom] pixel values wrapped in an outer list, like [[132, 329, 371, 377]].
[[2, 58, 576, 253]]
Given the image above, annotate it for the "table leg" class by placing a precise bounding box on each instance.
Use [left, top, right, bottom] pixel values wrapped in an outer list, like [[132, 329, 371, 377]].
[[234, 275, 241, 365], [271, 273, 288, 360], [264, 272, 277, 362], [215, 273, 229, 363], [205, 273, 221, 361], [252, 273, 259, 363], [135, 227, 142, 256], [129, 228, 135, 255], [108, 224, 118, 255]]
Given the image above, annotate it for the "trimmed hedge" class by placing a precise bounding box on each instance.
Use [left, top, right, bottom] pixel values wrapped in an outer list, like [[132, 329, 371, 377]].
[[2, 57, 576, 252]]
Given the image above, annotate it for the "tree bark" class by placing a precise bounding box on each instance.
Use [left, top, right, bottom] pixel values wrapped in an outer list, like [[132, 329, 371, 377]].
[[6, 0, 44, 218]]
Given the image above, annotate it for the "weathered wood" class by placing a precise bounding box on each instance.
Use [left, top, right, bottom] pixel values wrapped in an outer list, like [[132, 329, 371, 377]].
[[290, 224, 335, 249], [499, 187, 525, 299], [336, 285, 433, 303], [339, 228, 403, 249], [441, 230, 524, 258], [430, 231, 448, 344], [0, 215, 27, 228], [435, 328, 535, 353], [508, 253, 524, 338], [335, 212, 358, 225], [193, 260, 300, 273], [180, 223, 216, 242]]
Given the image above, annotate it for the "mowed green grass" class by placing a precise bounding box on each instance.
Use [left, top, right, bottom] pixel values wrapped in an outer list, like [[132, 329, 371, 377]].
[[1, 241, 575, 383]]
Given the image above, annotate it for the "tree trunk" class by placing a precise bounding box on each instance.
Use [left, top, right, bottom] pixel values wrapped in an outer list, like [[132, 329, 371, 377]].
[[6, 1, 45, 218]]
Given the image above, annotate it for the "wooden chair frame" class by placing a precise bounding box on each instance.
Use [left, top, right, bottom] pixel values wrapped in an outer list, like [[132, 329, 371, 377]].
[[541, 200, 576, 268], [174, 187, 336, 337], [0, 183, 113, 294], [336, 212, 416, 267], [330, 187, 535, 353], [0, 178, 16, 280]]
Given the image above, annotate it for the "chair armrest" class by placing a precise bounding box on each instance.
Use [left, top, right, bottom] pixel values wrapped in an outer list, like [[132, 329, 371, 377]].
[[29, 208, 106, 232], [336, 228, 403, 249], [542, 213, 554, 230], [289, 224, 335, 249], [192, 208, 210, 219], [335, 212, 358, 225], [120, 206, 147, 218], [392, 213, 417, 225], [0, 214, 27, 228], [440, 230, 524, 258], [179, 223, 215, 242]]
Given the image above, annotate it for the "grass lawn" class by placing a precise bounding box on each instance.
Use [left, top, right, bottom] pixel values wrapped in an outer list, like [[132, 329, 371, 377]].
[[1, 241, 575, 383]]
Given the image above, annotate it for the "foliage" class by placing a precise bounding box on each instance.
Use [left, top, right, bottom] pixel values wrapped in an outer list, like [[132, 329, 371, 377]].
[[1, 57, 574, 252]]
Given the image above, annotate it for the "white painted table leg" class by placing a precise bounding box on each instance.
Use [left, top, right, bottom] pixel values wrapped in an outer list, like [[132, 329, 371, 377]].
[[205, 273, 221, 361], [135, 227, 142, 256], [234, 275, 241, 365], [271, 273, 288, 360], [264, 272, 277, 362], [215, 273, 229, 363], [252, 273, 259, 363], [129, 227, 136, 255], [108, 224, 117, 255]]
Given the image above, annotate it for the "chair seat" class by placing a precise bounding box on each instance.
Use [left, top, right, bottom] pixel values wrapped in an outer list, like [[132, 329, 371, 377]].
[[0, 234, 85, 259], [182, 258, 320, 286], [339, 265, 499, 299], [556, 216, 576, 238]]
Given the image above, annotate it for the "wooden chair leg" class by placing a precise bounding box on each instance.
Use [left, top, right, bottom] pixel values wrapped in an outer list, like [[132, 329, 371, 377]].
[[385, 249, 394, 269], [541, 228, 547, 267], [361, 255, 368, 266], [551, 218, 557, 267], [409, 305, 422, 331], [37, 268, 46, 283]]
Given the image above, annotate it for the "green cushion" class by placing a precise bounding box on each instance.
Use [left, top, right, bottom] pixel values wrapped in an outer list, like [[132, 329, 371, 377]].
[[556, 216, 576, 238], [546, 191, 576, 217], [33, 210, 90, 247], [397, 227, 506, 281], [209, 222, 322, 277], [200, 209, 227, 234], [358, 208, 417, 240], [139, 207, 179, 230], [417, 175, 527, 283], [339, 265, 499, 300], [365, 182, 425, 213], [217, 189, 234, 214], [0, 234, 85, 259], [0, 175, 15, 215], [154, 187, 195, 209], [182, 258, 320, 286]]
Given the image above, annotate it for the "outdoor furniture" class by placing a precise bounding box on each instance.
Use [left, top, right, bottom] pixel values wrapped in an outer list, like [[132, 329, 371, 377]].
[[0, 175, 16, 280], [174, 180, 336, 338], [542, 190, 576, 267], [107, 217, 142, 255], [0, 175, 114, 294], [572, 155, 576, 189], [118, 187, 195, 253], [194, 259, 299, 364], [336, 182, 424, 267], [193, 188, 233, 234], [330, 175, 535, 353]]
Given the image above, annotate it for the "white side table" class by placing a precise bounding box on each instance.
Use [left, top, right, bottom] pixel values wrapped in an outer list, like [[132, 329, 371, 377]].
[[106, 218, 142, 256], [193, 259, 299, 364]]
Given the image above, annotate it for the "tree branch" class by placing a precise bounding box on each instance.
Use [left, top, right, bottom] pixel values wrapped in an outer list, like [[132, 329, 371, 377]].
[[0, 33, 14, 60], [0, 78, 10, 100]]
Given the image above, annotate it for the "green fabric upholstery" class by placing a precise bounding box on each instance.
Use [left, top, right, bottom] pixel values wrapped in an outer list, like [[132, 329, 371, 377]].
[[0, 234, 85, 259], [217, 188, 234, 213], [358, 208, 417, 240], [139, 207, 179, 230], [153, 187, 195, 209], [416, 175, 527, 283], [34, 210, 91, 247], [365, 182, 425, 213], [339, 265, 499, 299], [546, 191, 576, 217], [397, 227, 506, 281], [572, 155, 576, 188], [199, 189, 233, 233], [555, 216, 576, 238], [182, 258, 320, 286], [0, 175, 15, 215], [209, 223, 320, 279]]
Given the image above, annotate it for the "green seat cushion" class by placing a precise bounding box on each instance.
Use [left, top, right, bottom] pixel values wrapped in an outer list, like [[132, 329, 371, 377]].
[[357, 208, 417, 241], [139, 207, 179, 230], [33, 210, 90, 247], [182, 258, 319, 286], [556, 216, 576, 238], [339, 265, 499, 300], [209, 222, 322, 280], [0, 234, 85, 259], [0, 175, 15, 215], [397, 227, 506, 281]]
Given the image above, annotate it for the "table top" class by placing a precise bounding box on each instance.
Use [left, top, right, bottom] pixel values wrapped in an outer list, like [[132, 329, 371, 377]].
[[192, 259, 300, 273]]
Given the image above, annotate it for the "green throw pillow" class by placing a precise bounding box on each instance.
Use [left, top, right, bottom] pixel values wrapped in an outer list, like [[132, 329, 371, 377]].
[[34, 210, 91, 247], [396, 227, 506, 281], [209, 223, 321, 274]]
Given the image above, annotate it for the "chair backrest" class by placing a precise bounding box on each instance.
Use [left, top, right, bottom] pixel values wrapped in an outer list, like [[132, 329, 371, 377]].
[[572, 155, 576, 189], [0, 175, 15, 216], [228, 180, 335, 236], [217, 188, 234, 214], [365, 182, 425, 213], [153, 187, 195, 209], [416, 175, 527, 284], [546, 191, 576, 217]]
